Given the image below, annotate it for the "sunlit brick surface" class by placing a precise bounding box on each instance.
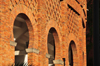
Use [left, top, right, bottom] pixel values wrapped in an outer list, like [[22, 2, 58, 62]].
[[0, 0, 87, 66]]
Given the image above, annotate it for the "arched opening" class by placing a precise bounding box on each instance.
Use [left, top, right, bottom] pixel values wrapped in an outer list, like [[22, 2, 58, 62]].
[[69, 45, 73, 66], [47, 27, 59, 66], [68, 41, 78, 66], [13, 13, 30, 65], [62, 58, 66, 66]]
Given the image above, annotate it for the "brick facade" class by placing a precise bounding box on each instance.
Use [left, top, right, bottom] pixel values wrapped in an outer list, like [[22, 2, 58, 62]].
[[0, 0, 87, 66]]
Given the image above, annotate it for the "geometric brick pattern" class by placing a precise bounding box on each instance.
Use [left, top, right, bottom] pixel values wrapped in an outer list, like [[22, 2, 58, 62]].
[[0, 0, 87, 66]]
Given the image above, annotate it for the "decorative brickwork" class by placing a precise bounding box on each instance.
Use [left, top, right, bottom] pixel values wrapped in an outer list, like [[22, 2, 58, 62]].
[[0, 0, 87, 66]]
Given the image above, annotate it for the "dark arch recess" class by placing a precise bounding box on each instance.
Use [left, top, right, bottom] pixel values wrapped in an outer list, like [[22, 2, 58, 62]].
[[13, 13, 32, 65], [47, 27, 60, 66], [68, 40, 78, 66]]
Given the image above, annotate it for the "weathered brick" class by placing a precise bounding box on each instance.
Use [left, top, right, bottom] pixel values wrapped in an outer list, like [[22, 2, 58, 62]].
[[0, 0, 87, 66]]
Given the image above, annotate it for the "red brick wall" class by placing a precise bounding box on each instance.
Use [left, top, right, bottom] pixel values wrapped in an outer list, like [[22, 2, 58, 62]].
[[0, 0, 87, 66]]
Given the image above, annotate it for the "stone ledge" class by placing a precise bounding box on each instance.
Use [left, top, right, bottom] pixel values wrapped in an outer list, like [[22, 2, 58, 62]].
[[10, 41, 17, 47], [53, 59, 64, 65], [46, 53, 51, 58], [15, 50, 27, 55], [26, 48, 39, 54]]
